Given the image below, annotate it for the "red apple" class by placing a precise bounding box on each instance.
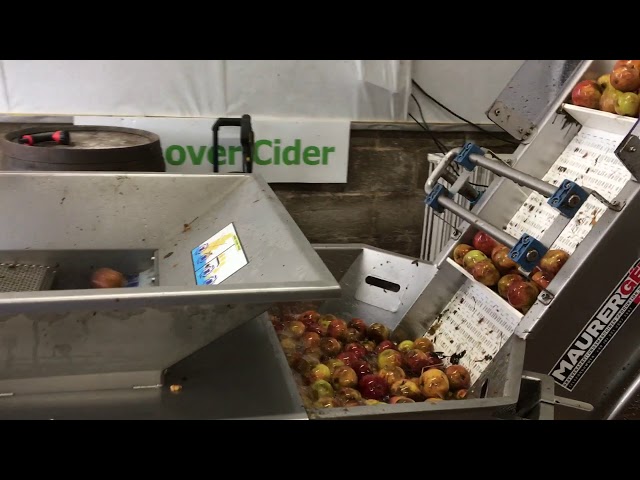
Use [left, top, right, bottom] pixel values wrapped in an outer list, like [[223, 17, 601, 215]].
[[344, 343, 367, 359], [470, 260, 500, 287], [445, 365, 471, 391], [377, 349, 403, 370], [285, 351, 302, 368], [358, 374, 389, 400], [320, 337, 342, 357], [507, 280, 539, 312], [389, 396, 415, 404], [491, 245, 518, 274], [301, 331, 321, 350], [472, 231, 498, 256], [611, 65, 640, 92], [328, 318, 348, 340], [350, 359, 373, 379], [348, 318, 368, 335], [90, 268, 126, 289], [453, 244, 473, 266], [571, 80, 602, 108], [331, 366, 358, 389], [426, 353, 445, 369], [498, 273, 524, 299], [404, 349, 432, 376], [539, 249, 570, 275], [336, 351, 360, 368], [413, 337, 434, 353], [367, 323, 390, 343], [305, 323, 323, 336], [390, 379, 422, 400], [419, 369, 450, 399], [531, 270, 554, 290], [615, 60, 640, 71], [300, 310, 320, 326], [378, 366, 406, 386], [375, 340, 397, 354]]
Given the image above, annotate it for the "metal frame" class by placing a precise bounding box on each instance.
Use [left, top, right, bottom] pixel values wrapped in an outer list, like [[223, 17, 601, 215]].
[[422, 60, 640, 419]]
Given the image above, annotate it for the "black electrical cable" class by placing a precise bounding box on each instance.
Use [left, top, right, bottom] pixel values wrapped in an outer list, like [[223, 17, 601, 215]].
[[410, 94, 449, 154], [409, 106, 489, 189], [411, 79, 521, 147], [408, 116, 447, 157]]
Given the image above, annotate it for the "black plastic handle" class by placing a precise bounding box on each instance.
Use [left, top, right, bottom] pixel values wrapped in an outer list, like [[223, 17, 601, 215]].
[[212, 114, 254, 173], [19, 130, 70, 146]]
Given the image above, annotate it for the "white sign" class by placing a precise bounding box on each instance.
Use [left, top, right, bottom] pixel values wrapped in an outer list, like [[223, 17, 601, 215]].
[[191, 223, 248, 286], [74, 115, 350, 183]]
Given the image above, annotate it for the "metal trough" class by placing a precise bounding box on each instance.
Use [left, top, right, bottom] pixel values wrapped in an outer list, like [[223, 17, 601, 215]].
[[0, 244, 529, 419], [0, 172, 339, 397]]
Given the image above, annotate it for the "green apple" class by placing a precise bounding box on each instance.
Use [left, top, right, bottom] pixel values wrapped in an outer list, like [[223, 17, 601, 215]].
[[597, 73, 611, 90], [462, 249, 488, 271], [311, 379, 334, 400], [615, 92, 640, 117]]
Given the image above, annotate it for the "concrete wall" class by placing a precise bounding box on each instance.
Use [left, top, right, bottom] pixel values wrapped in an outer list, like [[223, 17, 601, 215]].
[[272, 129, 516, 257]]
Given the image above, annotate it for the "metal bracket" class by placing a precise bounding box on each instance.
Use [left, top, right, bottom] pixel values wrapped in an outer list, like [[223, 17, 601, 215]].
[[541, 395, 594, 412], [508, 234, 548, 272], [590, 190, 624, 212], [515, 373, 594, 419], [547, 179, 589, 218], [614, 118, 640, 182], [485, 60, 587, 141], [454, 142, 485, 171], [538, 291, 553, 305], [425, 184, 450, 214]]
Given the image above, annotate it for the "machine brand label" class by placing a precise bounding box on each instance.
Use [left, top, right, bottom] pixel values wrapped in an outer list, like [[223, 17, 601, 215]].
[[550, 258, 640, 392]]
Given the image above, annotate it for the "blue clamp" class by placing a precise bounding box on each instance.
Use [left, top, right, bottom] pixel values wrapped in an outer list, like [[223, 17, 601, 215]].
[[546, 179, 589, 218], [508, 234, 549, 272], [425, 184, 451, 214], [454, 142, 485, 171]]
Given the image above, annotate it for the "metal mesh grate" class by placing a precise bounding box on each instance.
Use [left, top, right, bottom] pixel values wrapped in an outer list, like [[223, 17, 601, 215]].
[[0, 263, 55, 292]]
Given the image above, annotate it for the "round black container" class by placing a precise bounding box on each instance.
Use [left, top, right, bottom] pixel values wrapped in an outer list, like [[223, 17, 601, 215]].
[[0, 125, 166, 172]]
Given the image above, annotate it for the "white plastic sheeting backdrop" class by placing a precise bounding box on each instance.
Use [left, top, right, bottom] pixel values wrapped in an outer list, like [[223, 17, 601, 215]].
[[0, 60, 412, 121], [409, 60, 525, 125]]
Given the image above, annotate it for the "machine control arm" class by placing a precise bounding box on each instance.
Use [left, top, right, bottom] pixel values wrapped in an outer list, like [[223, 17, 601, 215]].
[[425, 184, 547, 271], [454, 143, 591, 218], [425, 143, 626, 271]]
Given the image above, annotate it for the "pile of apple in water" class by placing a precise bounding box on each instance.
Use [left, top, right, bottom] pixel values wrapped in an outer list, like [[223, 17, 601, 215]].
[[270, 309, 471, 410], [453, 231, 570, 313]]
